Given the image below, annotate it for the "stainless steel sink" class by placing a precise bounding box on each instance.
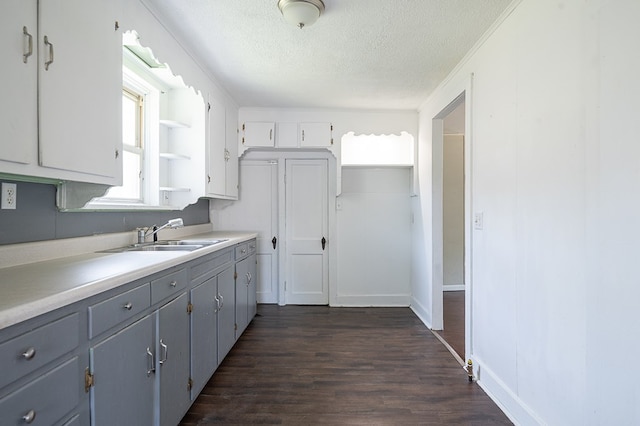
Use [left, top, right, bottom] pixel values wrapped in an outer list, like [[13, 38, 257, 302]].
[[99, 239, 228, 253]]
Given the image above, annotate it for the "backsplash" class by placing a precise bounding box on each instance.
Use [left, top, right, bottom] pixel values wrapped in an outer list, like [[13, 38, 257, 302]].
[[0, 180, 209, 245]]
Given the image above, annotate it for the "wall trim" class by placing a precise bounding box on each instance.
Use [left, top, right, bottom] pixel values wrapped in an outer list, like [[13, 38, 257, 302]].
[[444, 284, 465, 291], [333, 294, 410, 307], [410, 296, 432, 329], [475, 357, 545, 426]]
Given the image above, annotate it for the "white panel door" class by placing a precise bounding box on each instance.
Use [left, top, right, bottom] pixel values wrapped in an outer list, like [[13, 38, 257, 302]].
[[285, 159, 328, 305], [0, 0, 37, 165], [216, 160, 279, 303]]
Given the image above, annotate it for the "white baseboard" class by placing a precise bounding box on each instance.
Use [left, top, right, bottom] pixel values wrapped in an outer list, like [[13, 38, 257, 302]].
[[475, 357, 545, 426], [332, 294, 411, 307], [443, 284, 465, 291], [410, 296, 432, 329]]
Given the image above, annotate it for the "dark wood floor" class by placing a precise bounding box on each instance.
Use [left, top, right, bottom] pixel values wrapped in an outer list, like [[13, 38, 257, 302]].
[[180, 305, 511, 425], [440, 291, 465, 359]]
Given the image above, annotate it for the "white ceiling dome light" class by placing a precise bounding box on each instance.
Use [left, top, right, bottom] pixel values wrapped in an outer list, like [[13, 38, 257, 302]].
[[277, 0, 325, 29]]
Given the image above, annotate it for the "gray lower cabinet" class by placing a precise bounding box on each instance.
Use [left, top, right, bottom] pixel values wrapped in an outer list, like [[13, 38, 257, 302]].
[[90, 313, 155, 425], [0, 239, 257, 426], [157, 292, 190, 426], [216, 265, 236, 364], [235, 253, 257, 337], [190, 276, 218, 398]]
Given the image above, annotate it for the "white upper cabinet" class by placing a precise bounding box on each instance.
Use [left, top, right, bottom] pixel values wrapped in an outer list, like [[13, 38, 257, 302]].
[[0, 0, 123, 185], [0, 0, 37, 166], [242, 122, 275, 148], [38, 0, 122, 181], [299, 122, 333, 147], [205, 95, 238, 200]]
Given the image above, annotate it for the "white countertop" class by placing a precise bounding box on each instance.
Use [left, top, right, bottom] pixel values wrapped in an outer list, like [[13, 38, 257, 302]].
[[0, 230, 257, 331]]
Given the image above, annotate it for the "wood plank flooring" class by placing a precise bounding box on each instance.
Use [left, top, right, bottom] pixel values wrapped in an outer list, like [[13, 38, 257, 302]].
[[439, 291, 465, 359], [179, 305, 511, 425]]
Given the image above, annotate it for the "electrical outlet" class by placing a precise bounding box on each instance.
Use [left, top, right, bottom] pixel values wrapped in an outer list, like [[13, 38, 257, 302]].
[[2, 183, 17, 209]]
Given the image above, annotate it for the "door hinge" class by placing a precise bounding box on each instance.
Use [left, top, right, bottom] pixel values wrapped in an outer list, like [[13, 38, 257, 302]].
[[207, 102, 211, 112], [330, 124, 333, 131], [187, 302, 193, 314], [242, 137, 245, 144], [188, 377, 193, 391], [114, 21, 120, 31], [234, 323, 238, 331], [331, 138, 334, 145], [84, 368, 94, 393], [234, 271, 238, 280], [284, 281, 287, 291], [242, 123, 245, 131]]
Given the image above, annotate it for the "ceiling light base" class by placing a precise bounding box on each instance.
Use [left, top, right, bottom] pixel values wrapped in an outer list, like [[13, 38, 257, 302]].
[[278, 0, 325, 29]]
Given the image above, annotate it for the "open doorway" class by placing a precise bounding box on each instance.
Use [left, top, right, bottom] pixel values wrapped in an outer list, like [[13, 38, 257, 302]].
[[431, 93, 468, 363]]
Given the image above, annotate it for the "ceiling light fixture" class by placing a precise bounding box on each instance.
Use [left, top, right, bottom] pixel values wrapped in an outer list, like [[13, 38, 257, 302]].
[[277, 0, 325, 29]]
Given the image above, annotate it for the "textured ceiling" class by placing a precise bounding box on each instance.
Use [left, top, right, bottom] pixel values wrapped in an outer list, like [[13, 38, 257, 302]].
[[143, 0, 512, 110]]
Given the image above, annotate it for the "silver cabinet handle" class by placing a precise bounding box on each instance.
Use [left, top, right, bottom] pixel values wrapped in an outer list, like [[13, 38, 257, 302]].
[[214, 295, 220, 313], [170, 280, 177, 288], [22, 410, 36, 424], [248, 272, 252, 284], [269, 128, 273, 141], [146, 347, 155, 376], [159, 339, 168, 365], [23, 26, 33, 63], [219, 294, 224, 310], [123, 302, 133, 310], [241, 248, 247, 254], [44, 35, 54, 70], [22, 347, 36, 360]]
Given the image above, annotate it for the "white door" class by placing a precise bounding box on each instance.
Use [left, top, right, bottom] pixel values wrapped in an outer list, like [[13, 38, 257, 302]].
[[285, 159, 329, 305], [216, 160, 279, 303]]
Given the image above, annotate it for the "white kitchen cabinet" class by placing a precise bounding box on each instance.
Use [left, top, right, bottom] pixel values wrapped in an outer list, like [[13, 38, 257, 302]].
[[0, 0, 37, 166], [299, 122, 333, 147], [0, 0, 123, 185], [242, 121, 275, 148], [206, 96, 238, 200]]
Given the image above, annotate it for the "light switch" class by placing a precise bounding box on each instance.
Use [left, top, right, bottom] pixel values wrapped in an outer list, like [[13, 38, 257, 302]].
[[473, 212, 483, 230]]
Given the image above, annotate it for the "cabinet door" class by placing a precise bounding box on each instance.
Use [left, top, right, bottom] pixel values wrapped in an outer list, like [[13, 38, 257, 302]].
[[242, 122, 275, 147], [38, 0, 123, 183], [216, 266, 236, 363], [90, 314, 155, 426], [225, 105, 239, 198], [235, 256, 250, 337], [0, 0, 37, 166], [206, 96, 226, 197], [157, 293, 190, 426], [299, 122, 332, 147], [190, 277, 218, 398], [247, 253, 258, 320]]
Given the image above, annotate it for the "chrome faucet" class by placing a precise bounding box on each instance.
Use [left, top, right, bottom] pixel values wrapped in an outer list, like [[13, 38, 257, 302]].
[[137, 218, 184, 244]]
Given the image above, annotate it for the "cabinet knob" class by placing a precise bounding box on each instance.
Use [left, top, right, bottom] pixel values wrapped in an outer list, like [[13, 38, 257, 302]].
[[123, 302, 133, 310], [170, 281, 177, 288], [21, 347, 36, 360], [22, 410, 36, 424]]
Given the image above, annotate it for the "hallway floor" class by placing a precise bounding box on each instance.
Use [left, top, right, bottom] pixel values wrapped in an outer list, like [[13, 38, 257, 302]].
[[180, 305, 511, 425]]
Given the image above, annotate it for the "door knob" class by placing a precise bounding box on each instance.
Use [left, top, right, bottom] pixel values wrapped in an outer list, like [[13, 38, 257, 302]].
[[272, 236, 277, 249], [321, 237, 326, 250]]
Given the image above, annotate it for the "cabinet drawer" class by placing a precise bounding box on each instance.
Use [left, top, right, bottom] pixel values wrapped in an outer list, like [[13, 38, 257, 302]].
[[235, 243, 249, 260], [0, 313, 79, 389], [0, 357, 80, 426], [151, 269, 187, 304], [88, 283, 150, 339], [248, 239, 256, 254], [191, 249, 234, 283]]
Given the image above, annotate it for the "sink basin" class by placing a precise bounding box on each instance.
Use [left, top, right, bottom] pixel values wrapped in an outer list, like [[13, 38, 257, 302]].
[[129, 244, 204, 252], [99, 238, 228, 253]]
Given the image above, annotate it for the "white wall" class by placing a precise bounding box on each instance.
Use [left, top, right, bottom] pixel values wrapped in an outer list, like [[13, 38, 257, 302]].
[[413, 0, 640, 424], [443, 135, 464, 288], [336, 167, 412, 306]]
